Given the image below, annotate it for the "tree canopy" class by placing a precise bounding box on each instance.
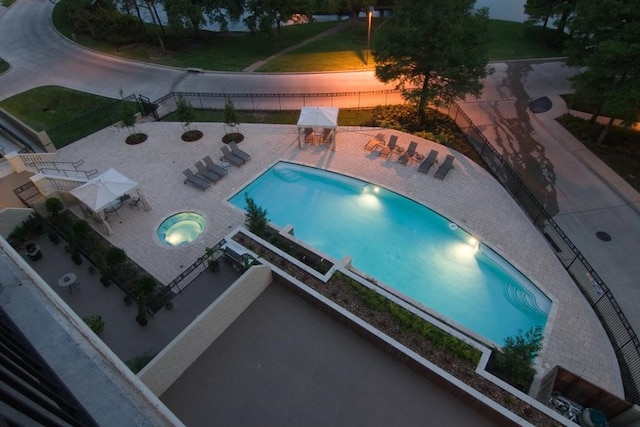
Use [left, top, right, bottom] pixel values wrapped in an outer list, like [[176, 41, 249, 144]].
[[565, 0, 640, 143], [524, 0, 575, 35], [372, 0, 491, 117], [244, 0, 310, 41]]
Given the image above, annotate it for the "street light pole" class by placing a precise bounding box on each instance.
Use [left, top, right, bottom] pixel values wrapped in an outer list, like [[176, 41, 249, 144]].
[[366, 6, 374, 66]]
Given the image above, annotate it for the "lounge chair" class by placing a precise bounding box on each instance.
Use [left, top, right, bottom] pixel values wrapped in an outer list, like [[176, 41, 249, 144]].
[[195, 160, 221, 183], [364, 133, 385, 151], [220, 145, 245, 166], [434, 154, 455, 179], [418, 150, 439, 174], [379, 135, 399, 158], [229, 141, 251, 161], [398, 141, 418, 165], [182, 169, 210, 191], [203, 155, 228, 177]]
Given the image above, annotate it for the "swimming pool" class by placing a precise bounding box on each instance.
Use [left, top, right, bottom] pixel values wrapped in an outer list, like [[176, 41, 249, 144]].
[[229, 162, 550, 344]]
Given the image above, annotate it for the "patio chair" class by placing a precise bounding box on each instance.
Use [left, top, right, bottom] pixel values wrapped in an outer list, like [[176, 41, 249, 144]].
[[203, 155, 228, 177], [195, 160, 221, 183], [379, 135, 399, 158], [129, 197, 142, 208], [182, 168, 210, 191], [434, 154, 455, 179], [322, 128, 333, 143], [229, 141, 251, 161], [364, 133, 385, 151], [398, 141, 418, 165], [304, 127, 314, 143], [418, 150, 439, 174], [220, 145, 245, 166]]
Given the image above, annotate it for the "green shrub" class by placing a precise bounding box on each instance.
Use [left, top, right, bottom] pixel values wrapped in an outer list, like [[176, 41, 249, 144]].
[[45, 197, 64, 217], [126, 352, 157, 374], [490, 326, 543, 392], [83, 315, 105, 334]]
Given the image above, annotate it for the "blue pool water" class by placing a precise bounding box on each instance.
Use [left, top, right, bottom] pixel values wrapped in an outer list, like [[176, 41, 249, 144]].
[[157, 212, 206, 247], [229, 162, 550, 344]]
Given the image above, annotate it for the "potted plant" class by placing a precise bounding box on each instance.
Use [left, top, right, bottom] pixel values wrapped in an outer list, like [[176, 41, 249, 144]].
[[134, 275, 157, 326], [101, 247, 126, 286], [202, 246, 222, 272], [83, 315, 105, 335], [25, 242, 43, 261], [45, 197, 64, 219]]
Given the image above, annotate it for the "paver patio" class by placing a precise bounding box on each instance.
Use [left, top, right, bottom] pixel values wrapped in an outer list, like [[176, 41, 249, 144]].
[[45, 120, 623, 397]]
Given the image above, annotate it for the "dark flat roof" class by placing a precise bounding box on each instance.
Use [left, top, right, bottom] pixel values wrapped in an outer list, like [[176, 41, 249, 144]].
[[160, 283, 499, 427]]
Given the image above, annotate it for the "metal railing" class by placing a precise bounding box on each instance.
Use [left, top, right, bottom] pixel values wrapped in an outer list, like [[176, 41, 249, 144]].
[[152, 90, 403, 120], [442, 101, 640, 404], [146, 239, 227, 316], [45, 94, 143, 148]]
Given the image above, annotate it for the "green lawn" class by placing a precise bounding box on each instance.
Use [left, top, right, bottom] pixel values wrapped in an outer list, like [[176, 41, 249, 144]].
[[0, 86, 138, 148], [487, 20, 565, 61], [52, 4, 565, 72], [0, 57, 9, 74], [52, 4, 341, 71], [258, 18, 379, 72], [1, 0, 16, 7]]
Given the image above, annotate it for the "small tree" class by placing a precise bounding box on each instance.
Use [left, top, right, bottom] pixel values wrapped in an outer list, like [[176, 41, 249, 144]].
[[492, 326, 544, 392], [223, 96, 241, 139], [244, 193, 268, 237], [176, 94, 195, 133], [45, 197, 64, 218]]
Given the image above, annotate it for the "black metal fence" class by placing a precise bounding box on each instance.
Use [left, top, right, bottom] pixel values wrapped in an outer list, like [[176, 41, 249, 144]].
[[146, 239, 226, 316], [441, 102, 640, 404], [46, 94, 145, 148], [152, 89, 403, 120]]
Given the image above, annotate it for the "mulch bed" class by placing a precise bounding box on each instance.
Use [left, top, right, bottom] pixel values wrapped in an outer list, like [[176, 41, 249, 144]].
[[181, 130, 203, 142], [125, 133, 148, 145], [222, 133, 244, 144]]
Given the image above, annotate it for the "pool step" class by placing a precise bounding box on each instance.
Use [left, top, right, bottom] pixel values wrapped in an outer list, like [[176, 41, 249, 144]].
[[273, 166, 301, 182], [503, 282, 546, 316]]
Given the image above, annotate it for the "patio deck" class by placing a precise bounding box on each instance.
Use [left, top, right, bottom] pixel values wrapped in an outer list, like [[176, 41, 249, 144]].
[[36, 121, 625, 396]]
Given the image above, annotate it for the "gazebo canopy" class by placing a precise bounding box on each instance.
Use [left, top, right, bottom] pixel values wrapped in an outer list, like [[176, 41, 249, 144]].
[[296, 107, 339, 150], [70, 168, 138, 212], [296, 107, 339, 129]]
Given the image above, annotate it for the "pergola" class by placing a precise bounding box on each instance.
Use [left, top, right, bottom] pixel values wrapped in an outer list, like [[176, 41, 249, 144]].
[[296, 107, 339, 150]]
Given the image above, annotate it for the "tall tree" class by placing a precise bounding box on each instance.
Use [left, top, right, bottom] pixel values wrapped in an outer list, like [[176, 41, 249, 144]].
[[373, 0, 491, 118], [244, 0, 310, 41], [524, 0, 576, 38], [565, 0, 640, 144]]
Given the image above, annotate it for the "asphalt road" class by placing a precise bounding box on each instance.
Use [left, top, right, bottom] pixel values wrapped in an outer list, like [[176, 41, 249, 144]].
[[0, 0, 397, 104]]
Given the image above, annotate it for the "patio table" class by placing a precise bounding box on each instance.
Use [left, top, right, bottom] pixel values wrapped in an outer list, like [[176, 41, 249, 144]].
[[58, 273, 80, 294]]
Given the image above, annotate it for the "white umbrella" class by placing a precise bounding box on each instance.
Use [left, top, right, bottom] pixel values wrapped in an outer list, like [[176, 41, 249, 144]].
[[70, 168, 139, 212]]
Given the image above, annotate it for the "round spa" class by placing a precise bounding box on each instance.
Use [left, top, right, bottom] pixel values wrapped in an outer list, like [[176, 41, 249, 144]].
[[157, 212, 206, 247]]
